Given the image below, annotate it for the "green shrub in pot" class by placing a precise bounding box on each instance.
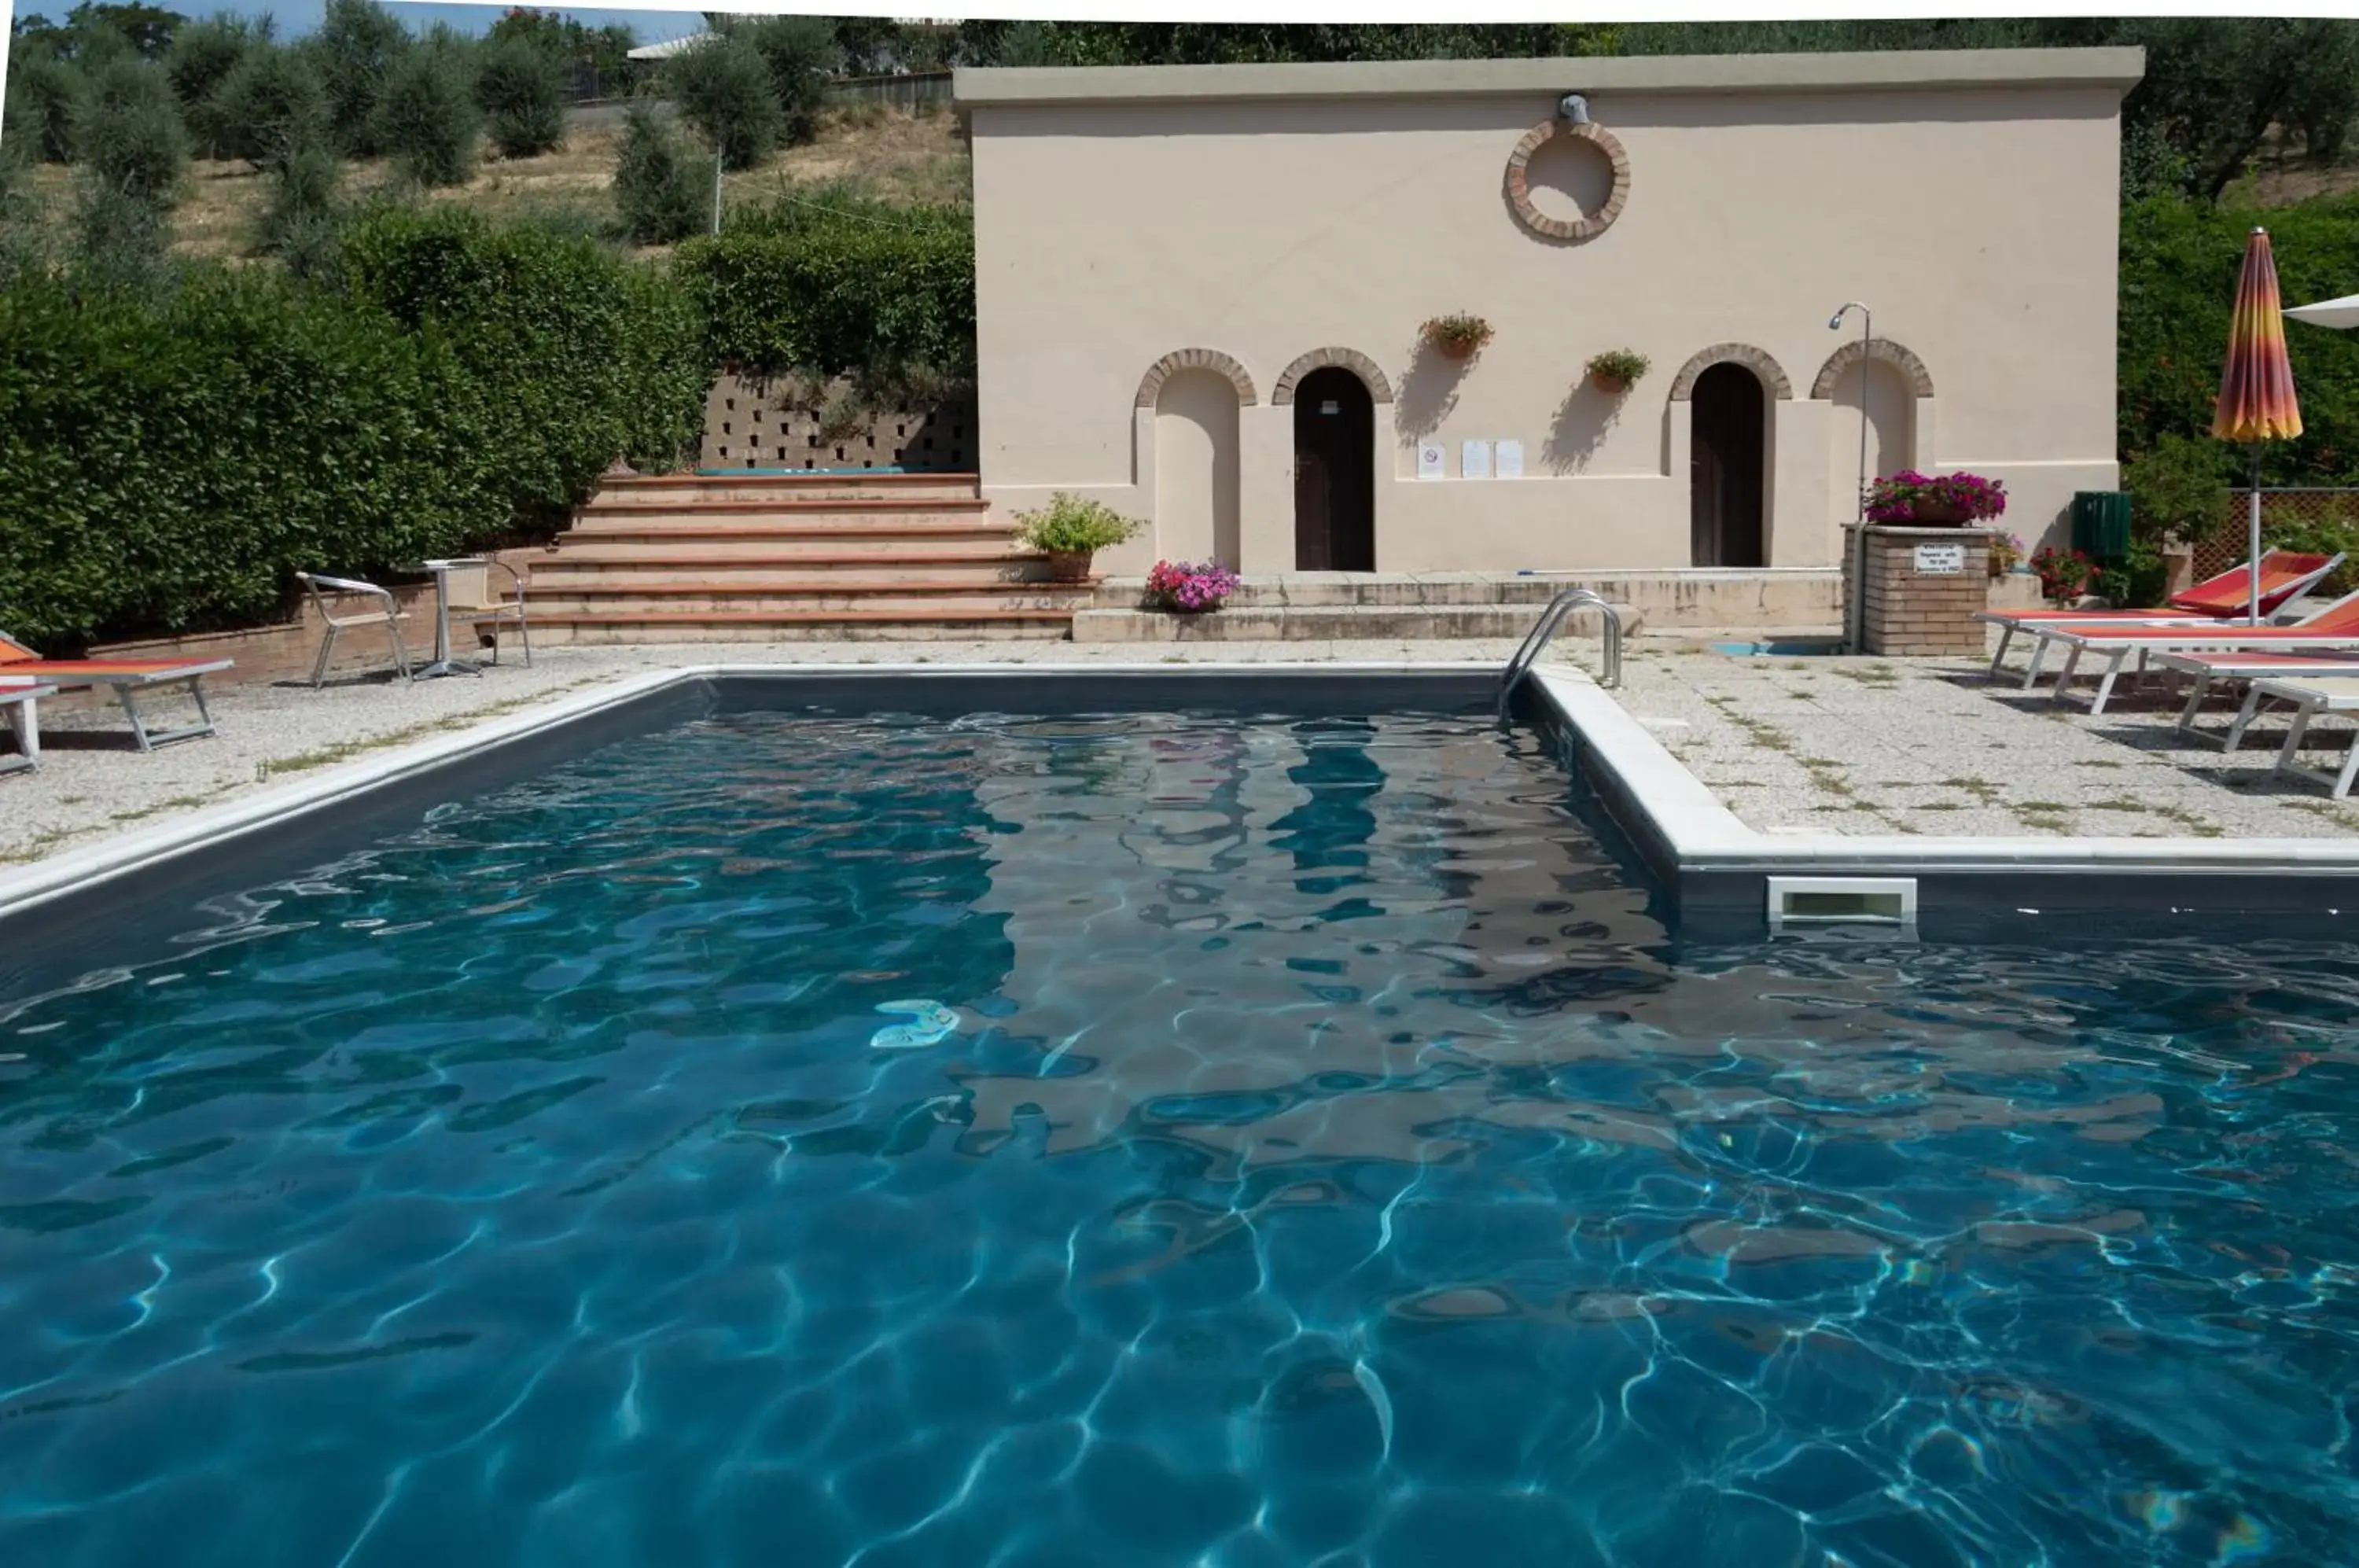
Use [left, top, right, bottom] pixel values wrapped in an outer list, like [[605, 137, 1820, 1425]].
[[1010, 493, 1142, 581]]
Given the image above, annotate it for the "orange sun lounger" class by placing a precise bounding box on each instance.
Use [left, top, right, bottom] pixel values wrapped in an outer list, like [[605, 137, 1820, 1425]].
[[2021, 588, 2359, 714], [0, 633, 230, 752], [1975, 549, 2342, 679]]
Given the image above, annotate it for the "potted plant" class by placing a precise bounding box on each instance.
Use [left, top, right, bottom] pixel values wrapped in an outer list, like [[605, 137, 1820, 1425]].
[[1585, 348, 1650, 396], [1864, 469, 2008, 527], [1987, 532, 2025, 579], [1421, 313, 1494, 362], [1145, 560, 1241, 613], [1011, 493, 1142, 582], [2030, 546, 2096, 604]]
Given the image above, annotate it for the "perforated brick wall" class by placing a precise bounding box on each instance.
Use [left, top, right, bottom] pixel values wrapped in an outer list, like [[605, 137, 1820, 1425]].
[[1859, 525, 1992, 657], [703, 374, 975, 473]]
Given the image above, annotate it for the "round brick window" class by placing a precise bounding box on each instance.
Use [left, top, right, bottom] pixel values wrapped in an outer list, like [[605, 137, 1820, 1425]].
[[1505, 120, 1629, 243]]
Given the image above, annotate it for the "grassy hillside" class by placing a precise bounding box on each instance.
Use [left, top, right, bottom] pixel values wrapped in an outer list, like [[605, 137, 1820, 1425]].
[[18, 101, 973, 262]]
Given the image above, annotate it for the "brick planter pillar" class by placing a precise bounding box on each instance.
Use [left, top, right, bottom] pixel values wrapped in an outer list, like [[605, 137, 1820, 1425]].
[[1853, 525, 1992, 656]]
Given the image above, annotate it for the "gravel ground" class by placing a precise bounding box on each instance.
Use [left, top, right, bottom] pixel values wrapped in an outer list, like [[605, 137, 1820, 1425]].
[[1612, 640, 2359, 839], [2, 638, 1529, 864]]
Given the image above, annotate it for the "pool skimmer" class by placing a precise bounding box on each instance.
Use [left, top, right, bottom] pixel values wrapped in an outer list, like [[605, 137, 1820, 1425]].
[[1768, 875, 1919, 932]]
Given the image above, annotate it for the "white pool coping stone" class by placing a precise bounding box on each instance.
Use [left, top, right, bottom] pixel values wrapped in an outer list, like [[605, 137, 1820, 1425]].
[[1526, 666, 2359, 878], [9, 657, 2358, 935], [0, 661, 1506, 923]]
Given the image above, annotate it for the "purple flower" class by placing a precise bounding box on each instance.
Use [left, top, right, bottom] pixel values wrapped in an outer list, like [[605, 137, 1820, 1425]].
[[1146, 560, 1238, 613]]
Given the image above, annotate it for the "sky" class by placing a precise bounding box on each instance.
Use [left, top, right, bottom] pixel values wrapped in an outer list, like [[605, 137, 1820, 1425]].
[[118, 2, 716, 46]]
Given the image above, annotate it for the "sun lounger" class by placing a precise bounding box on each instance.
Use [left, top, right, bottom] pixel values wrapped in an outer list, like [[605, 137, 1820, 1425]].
[[2236, 675, 2359, 799], [2151, 651, 2359, 747], [0, 633, 229, 752], [1976, 549, 2342, 679], [0, 683, 59, 775], [2019, 589, 2359, 714]]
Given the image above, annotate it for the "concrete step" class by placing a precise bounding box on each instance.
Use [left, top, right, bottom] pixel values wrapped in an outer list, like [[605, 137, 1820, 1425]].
[[594, 472, 981, 506], [1071, 604, 1571, 642], [524, 553, 1054, 583], [528, 608, 1075, 644], [530, 581, 1095, 614], [570, 499, 997, 532], [550, 525, 1020, 552], [1093, 569, 1844, 626]]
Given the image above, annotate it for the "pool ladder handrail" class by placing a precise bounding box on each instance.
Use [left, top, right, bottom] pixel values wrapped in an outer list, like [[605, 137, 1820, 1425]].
[[1497, 587, 1621, 721]]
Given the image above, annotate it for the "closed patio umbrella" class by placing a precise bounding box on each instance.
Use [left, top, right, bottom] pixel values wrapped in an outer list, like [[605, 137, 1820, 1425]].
[[2214, 226, 2305, 624]]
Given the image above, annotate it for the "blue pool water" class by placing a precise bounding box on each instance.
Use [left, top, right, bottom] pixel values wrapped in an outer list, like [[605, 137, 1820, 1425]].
[[4, 709, 2358, 1566]]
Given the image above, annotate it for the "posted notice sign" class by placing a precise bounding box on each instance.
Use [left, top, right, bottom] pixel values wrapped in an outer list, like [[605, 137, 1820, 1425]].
[[1913, 543, 1967, 576]]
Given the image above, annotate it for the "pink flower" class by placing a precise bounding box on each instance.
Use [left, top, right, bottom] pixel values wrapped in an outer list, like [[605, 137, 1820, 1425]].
[[1146, 561, 1238, 613]]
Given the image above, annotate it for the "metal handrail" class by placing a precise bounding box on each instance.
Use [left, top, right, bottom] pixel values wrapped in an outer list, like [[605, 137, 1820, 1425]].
[[1497, 587, 1621, 721]]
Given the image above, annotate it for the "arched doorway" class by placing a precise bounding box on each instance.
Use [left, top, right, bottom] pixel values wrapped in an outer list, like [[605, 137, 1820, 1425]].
[[1294, 367, 1375, 571], [1812, 340, 1931, 525], [1689, 363, 1766, 568], [1154, 370, 1242, 566]]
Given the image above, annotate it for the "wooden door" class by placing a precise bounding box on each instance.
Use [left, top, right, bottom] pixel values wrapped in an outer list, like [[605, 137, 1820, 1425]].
[[1294, 369, 1375, 571], [1689, 363, 1765, 569]]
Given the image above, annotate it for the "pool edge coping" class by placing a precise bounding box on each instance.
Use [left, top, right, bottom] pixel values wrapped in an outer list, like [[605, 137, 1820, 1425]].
[[18, 657, 2359, 938], [1525, 668, 2359, 878], [0, 661, 1507, 924]]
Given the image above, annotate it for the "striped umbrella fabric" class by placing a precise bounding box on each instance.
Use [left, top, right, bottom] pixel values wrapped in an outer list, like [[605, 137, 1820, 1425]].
[[2214, 227, 2304, 620], [2214, 227, 2303, 442]]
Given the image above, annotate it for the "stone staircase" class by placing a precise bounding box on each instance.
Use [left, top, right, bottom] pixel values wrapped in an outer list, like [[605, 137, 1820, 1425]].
[[514, 471, 1087, 642]]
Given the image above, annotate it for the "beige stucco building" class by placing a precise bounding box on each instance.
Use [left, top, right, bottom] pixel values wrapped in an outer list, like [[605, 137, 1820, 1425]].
[[954, 48, 2142, 579]]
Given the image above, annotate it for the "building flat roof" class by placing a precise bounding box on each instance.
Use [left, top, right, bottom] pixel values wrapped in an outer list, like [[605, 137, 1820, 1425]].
[[952, 47, 2145, 111]]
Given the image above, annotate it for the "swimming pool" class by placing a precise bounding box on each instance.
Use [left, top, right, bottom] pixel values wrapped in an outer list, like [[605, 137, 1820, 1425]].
[[4, 691, 2357, 1566]]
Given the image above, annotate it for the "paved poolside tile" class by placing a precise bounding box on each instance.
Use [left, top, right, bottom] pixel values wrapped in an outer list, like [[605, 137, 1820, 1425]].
[[1611, 646, 2359, 841]]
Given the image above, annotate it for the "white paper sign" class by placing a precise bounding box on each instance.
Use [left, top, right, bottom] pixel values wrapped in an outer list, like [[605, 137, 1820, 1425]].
[[1416, 443, 1445, 480], [1461, 440, 1492, 480], [1495, 440, 1525, 479], [1914, 543, 1967, 575]]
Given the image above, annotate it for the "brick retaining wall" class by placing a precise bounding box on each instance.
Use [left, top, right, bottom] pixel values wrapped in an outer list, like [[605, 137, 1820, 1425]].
[[78, 580, 464, 700], [1857, 525, 1992, 657]]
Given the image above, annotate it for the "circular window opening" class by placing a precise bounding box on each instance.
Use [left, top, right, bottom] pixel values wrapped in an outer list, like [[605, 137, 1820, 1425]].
[[1507, 120, 1628, 243], [1524, 133, 1616, 227]]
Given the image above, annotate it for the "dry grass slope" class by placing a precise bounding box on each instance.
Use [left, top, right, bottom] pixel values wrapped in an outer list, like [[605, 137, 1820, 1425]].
[[21, 103, 973, 261]]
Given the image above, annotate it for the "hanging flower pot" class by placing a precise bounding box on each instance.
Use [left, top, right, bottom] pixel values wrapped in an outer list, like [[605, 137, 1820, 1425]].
[[1584, 349, 1650, 398], [1422, 313, 1494, 362]]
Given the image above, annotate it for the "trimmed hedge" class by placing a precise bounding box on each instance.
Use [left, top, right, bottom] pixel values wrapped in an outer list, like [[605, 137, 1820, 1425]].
[[342, 207, 706, 526], [675, 197, 974, 381], [0, 208, 705, 649], [2121, 193, 2359, 485]]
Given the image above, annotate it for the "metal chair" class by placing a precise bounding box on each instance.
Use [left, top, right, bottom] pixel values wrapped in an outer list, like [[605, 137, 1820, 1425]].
[[455, 559, 532, 668], [294, 572, 413, 688]]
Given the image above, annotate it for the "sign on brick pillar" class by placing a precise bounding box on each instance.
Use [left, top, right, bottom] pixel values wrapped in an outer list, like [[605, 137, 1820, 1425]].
[[1853, 525, 1992, 657]]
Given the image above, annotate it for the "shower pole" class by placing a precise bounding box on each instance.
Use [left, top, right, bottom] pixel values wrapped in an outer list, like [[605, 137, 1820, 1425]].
[[1830, 303, 1873, 652]]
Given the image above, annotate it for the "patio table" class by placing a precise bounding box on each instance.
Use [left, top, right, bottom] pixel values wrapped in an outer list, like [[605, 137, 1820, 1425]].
[[412, 559, 486, 679]]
